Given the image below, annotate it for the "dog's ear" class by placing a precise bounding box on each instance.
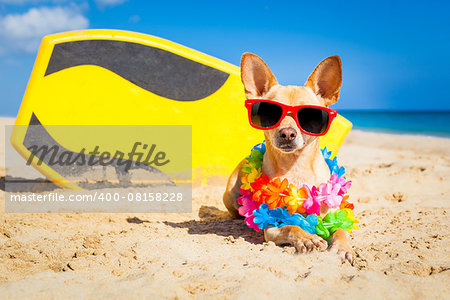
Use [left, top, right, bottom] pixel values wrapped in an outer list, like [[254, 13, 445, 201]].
[[241, 53, 278, 98], [305, 55, 342, 106]]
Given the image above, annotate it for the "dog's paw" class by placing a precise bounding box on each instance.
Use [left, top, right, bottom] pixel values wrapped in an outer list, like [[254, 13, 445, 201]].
[[294, 234, 328, 253], [329, 241, 355, 264]]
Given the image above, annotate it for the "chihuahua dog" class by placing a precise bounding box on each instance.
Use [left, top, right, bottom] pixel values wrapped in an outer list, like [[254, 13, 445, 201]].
[[223, 53, 354, 263]]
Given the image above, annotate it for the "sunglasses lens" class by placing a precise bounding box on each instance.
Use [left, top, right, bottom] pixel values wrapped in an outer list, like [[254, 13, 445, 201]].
[[297, 108, 329, 134], [250, 102, 283, 128]]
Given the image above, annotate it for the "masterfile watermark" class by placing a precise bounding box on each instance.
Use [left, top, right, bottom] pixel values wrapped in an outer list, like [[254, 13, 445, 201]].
[[5, 125, 192, 213], [27, 142, 170, 171]]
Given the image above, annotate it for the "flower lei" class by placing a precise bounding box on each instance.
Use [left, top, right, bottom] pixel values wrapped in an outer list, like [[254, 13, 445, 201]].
[[238, 141, 359, 240]]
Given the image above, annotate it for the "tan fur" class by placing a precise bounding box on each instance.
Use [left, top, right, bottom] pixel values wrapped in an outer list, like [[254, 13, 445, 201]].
[[223, 53, 354, 263]]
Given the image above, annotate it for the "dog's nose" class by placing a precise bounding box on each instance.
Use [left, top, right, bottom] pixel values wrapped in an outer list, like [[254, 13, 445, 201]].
[[278, 127, 297, 141]]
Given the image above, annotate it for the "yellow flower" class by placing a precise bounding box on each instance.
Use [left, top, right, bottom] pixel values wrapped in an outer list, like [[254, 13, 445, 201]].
[[240, 168, 262, 191], [343, 208, 360, 232]]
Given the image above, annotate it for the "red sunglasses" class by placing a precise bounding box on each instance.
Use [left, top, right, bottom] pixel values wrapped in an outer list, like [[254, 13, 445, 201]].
[[245, 99, 337, 136]]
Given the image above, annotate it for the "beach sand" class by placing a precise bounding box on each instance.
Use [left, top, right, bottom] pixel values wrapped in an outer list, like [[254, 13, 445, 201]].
[[0, 116, 449, 299]]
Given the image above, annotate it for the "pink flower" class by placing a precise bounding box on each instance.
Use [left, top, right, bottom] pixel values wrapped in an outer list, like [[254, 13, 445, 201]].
[[317, 179, 343, 208], [302, 185, 321, 215], [244, 215, 260, 231], [329, 174, 352, 196], [237, 188, 251, 205], [237, 189, 261, 231], [339, 181, 351, 195]]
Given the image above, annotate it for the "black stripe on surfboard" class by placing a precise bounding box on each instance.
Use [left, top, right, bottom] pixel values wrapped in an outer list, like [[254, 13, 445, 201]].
[[44, 40, 230, 101]]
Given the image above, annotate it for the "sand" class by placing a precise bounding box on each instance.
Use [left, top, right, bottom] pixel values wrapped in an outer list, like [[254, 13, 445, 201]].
[[0, 116, 449, 299]]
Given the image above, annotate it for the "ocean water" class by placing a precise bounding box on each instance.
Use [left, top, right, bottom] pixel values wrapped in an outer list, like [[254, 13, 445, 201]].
[[339, 111, 450, 138]]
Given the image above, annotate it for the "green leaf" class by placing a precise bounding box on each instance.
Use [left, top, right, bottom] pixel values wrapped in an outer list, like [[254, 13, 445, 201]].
[[323, 209, 354, 235], [247, 149, 264, 169], [315, 216, 330, 239]]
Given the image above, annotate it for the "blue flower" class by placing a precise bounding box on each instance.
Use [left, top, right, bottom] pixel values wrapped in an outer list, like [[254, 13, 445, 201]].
[[334, 165, 346, 177], [268, 207, 318, 235], [251, 141, 266, 155], [327, 157, 346, 177], [306, 214, 318, 226], [252, 202, 324, 235], [321, 147, 332, 160], [322, 147, 346, 177], [302, 215, 319, 234], [253, 203, 273, 230], [269, 207, 298, 227]]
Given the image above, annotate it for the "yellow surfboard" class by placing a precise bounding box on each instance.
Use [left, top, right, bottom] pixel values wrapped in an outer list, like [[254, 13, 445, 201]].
[[11, 29, 351, 188]]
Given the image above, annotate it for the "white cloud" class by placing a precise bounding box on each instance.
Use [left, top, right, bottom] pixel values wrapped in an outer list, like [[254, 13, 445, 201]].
[[94, 0, 126, 7], [0, 0, 35, 3], [0, 0, 69, 4], [0, 6, 89, 54]]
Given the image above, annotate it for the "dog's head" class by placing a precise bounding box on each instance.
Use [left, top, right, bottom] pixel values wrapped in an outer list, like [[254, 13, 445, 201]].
[[241, 53, 342, 153]]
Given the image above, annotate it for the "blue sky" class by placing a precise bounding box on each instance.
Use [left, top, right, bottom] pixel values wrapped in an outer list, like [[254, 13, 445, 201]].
[[0, 0, 449, 116]]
